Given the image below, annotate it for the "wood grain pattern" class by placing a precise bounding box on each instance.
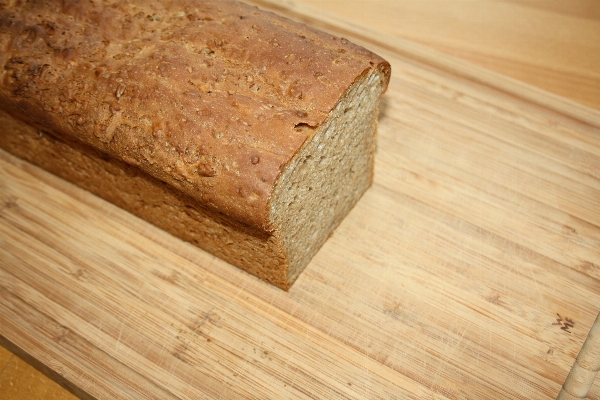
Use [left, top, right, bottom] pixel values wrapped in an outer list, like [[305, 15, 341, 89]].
[[558, 312, 600, 399], [289, 0, 600, 111], [1, 1, 600, 399]]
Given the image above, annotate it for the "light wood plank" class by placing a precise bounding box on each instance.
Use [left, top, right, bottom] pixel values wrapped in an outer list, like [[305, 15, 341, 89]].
[[2, 1, 600, 399], [289, 0, 600, 110], [557, 312, 600, 399]]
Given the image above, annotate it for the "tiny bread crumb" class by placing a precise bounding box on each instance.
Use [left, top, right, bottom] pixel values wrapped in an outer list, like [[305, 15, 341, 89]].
[[0, 0, 390, 289]]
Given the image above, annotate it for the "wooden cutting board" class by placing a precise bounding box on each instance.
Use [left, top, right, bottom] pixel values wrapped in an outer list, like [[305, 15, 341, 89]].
[[1, 2, 599, 399]]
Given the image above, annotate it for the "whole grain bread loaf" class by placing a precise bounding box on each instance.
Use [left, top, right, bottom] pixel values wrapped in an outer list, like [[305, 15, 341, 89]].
[[0, 0, 390, 289]]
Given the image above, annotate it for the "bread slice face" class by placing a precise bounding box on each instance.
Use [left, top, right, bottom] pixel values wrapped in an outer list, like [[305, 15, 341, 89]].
[[0, 0, 390, 289], [271, 69, 386, 283]]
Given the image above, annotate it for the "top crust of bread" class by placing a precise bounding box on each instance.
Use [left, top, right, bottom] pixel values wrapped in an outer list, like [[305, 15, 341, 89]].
[[0, 0, 390, 232]]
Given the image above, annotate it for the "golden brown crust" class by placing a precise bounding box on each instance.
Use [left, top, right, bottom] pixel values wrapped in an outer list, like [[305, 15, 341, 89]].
[[0, 109, 295, 289], [0, 0, 390, 232]]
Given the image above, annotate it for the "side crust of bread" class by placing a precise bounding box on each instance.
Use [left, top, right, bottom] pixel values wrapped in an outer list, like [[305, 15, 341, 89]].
[[0, 0, 390, 288], [1, 109, 293, 286]]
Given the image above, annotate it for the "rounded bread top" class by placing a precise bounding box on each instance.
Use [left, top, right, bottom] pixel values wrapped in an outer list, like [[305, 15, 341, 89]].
[[0, 0, 390, 231]]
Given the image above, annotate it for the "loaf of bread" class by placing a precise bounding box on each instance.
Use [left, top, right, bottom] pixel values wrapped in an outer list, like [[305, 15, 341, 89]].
[[0, 0, 390, 289]]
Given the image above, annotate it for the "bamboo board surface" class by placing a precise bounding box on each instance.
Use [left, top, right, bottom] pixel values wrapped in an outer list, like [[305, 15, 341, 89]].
[[285, 0, 600, 111], [1, 1, 600, 399]]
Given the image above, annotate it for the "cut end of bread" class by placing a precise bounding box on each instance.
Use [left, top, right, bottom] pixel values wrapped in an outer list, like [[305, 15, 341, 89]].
[[270, 68, 386, 285]]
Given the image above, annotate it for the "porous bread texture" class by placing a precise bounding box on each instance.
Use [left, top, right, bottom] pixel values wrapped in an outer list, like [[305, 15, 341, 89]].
[[271, 69, 384, 282]]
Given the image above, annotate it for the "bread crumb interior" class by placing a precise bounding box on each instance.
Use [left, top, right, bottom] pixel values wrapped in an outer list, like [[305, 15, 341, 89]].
[[271, 70, 385, 282]]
